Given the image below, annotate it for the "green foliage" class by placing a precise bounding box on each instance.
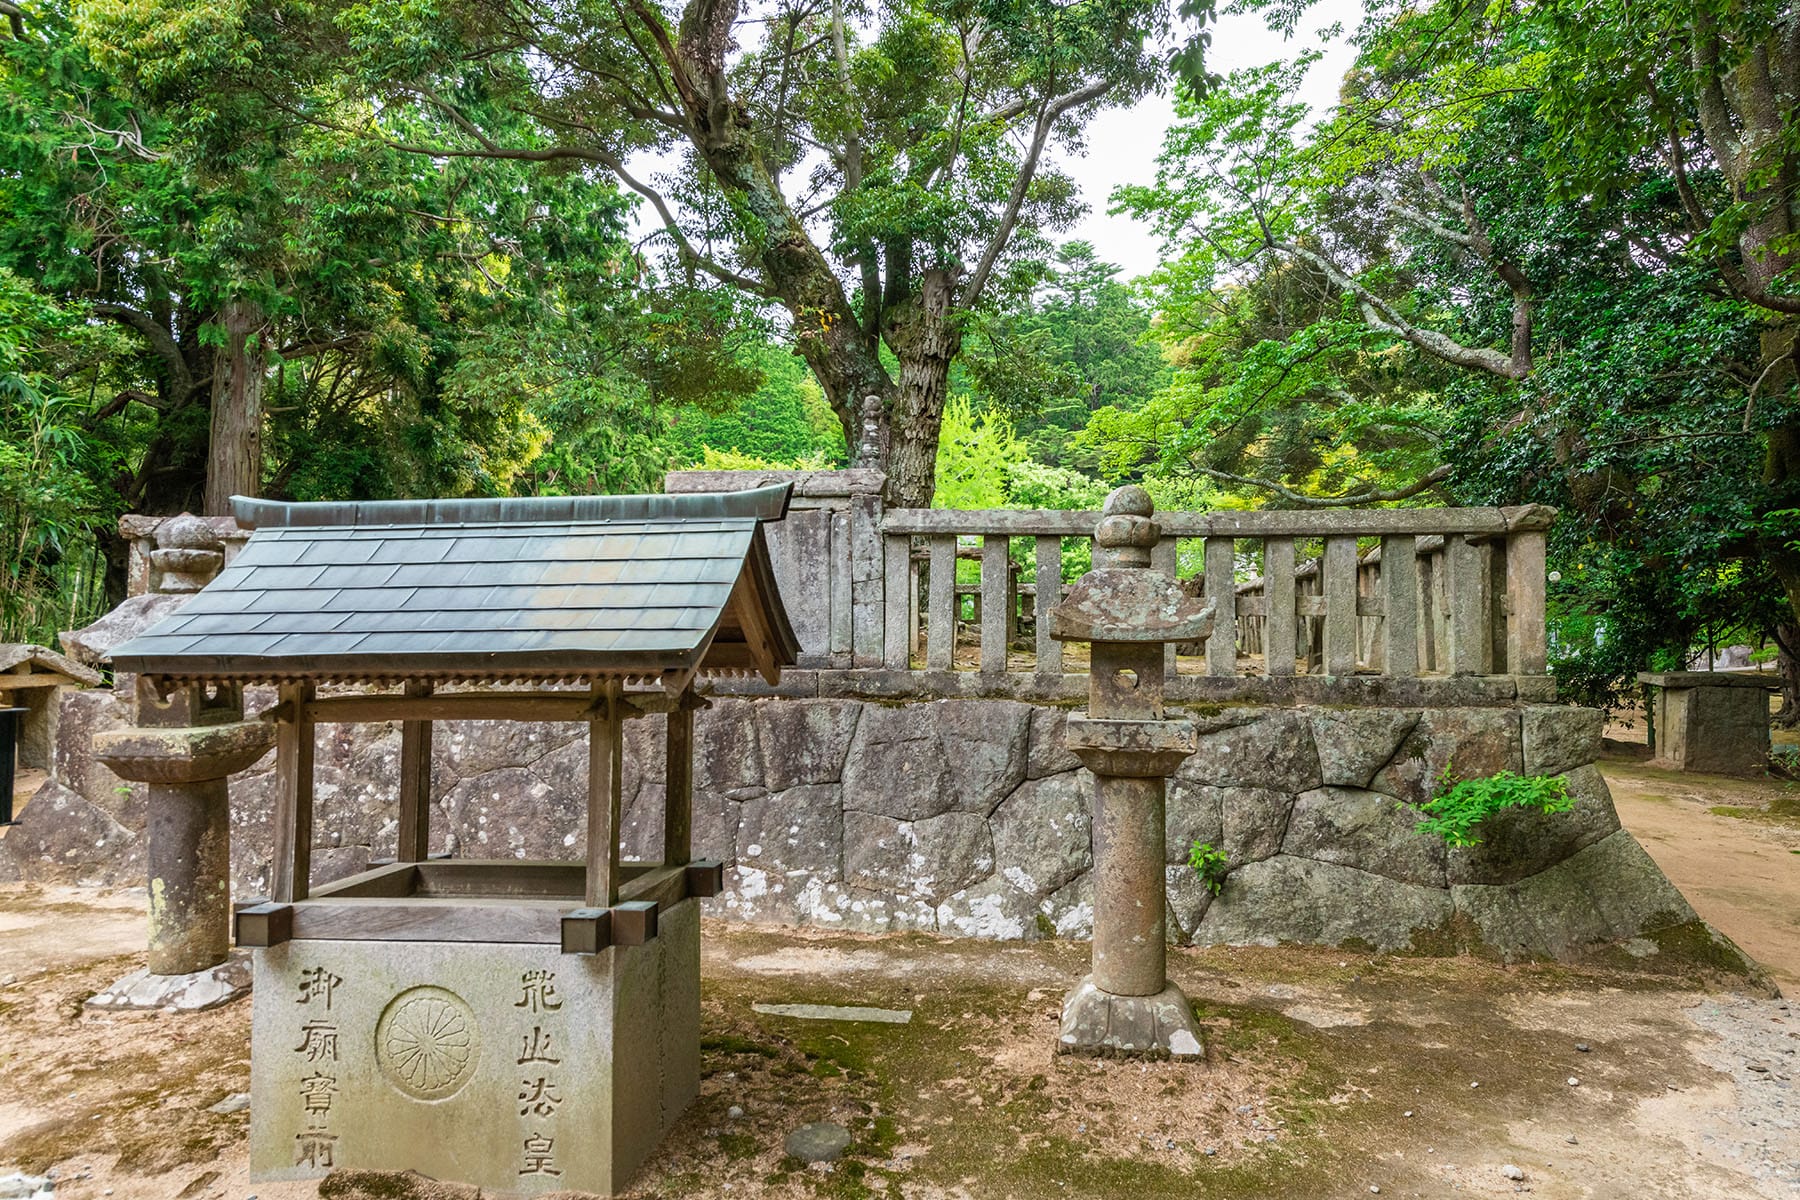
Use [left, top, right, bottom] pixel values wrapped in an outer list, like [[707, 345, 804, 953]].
[[932, 397, 1028, 511], [1415, 766, 1573, 849], [1187, 840, 1229, 895], [670, 345, 846, 469]]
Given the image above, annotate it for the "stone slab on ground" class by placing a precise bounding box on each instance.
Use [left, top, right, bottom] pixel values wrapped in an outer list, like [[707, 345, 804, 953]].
[[784, 1121, 852, 1163], [752, 1002, 913, 1023], [85, 952, 251, 1012]]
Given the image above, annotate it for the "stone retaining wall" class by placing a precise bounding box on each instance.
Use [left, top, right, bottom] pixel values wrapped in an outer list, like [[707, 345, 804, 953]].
[[0, 688, 1735, 971]]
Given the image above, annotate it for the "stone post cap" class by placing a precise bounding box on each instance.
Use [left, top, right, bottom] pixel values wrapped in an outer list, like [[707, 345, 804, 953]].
[[1048, 489, 1213, 645], [1094, 486, 1158, 567], [94, 719, 275, 783]]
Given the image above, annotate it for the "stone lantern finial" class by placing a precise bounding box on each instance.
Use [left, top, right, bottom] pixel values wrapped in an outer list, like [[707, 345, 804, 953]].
[[1094, 486, 1157, 567]]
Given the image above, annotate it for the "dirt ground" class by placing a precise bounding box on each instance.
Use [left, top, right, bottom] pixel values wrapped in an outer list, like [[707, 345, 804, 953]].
[[1, 869, 1797, 1200]]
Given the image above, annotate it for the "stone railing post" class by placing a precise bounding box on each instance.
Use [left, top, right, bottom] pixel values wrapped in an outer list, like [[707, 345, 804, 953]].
[[1049, 486, 1216, 1059]]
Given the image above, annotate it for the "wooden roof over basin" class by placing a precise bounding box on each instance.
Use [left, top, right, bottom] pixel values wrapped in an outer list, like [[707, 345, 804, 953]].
[[109, 484, 801, 688]]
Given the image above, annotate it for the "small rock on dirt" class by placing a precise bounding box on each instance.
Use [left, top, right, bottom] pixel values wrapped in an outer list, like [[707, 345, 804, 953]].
[[208, 1092, 250, 1114], [0, 1173, 53, 1199], [784, 1122, 852, 1164], [727, 1105, 745, 1119], [1501, 1164, 1526, 1181], [1575, 1042, 1590, 1052]]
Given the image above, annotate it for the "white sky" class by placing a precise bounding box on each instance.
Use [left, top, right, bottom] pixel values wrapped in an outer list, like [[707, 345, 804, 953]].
[[1065, 3, 1362, 280]]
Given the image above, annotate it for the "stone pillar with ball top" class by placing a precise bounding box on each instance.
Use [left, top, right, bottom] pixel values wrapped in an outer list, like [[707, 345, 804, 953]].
[[1049, 486, 1215, 1060]]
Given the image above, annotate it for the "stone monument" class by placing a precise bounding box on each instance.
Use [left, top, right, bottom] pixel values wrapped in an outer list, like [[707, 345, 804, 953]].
[[1050, 486, 1215, 1059]]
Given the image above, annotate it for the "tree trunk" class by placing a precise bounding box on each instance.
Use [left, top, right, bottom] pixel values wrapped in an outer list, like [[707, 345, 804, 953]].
[[881, 270, 963, 509], [203, 297, 265, 515], [1775, 623, 1800, 728]]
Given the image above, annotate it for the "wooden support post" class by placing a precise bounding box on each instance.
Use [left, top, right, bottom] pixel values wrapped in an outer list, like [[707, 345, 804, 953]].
[[396, 680, 433, 863], [1264, 538, 1297, 677], [1323, 536, 1359, 676], [1381, 535, 1419, 677], [1448, 534, 1490, 675], [883, 534, 911, 669], [980, 534, 1009, 674], [1154, 536, 1179, 675], [1204, 536, 1236, 677], [1035, 535, 1063, 677], [663, 692, 696, 867], [271, 681, 316, 904], [928, 535, 956, 670], [1506, 529, 1548, 675], [585, 687, 625, 909]]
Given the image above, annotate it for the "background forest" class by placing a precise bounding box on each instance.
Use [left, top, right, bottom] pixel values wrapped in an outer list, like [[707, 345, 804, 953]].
[[1, 0, 1797, 717]]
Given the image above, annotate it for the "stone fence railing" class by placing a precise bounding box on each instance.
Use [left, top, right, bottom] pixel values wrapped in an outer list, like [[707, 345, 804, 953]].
[[667, 470, 1556, 707]]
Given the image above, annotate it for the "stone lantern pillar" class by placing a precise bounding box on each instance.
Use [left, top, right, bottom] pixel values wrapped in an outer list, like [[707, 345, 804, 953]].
[[1049, 486, 1215, 1059]]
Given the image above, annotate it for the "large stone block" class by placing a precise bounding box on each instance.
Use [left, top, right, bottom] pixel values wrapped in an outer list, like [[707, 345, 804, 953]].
[[989, 771, 1092, 897], [841, 703, 949, 820], [1284, 787, 1445, 887], [1196, 855, 1453, 952], [51, 688, 143, 825], [249, 900, 701, 1196], [0, 779, 137, 885], [1308, 709, 1421, 788], [1026, 706, 1082, 779], [936, 875, 1042, 939], [1164, 779, 1224, 865], [1370, 708, 1522, 806], [936, 700, 1032, 814], [1164, 864, 1213, 943], [1451, 829, 1696, 961], [736, 784, 844, 879], [1176, 709, 1322, 792], [842, 810, 993, 903], [694, 701, 764, 795], [435, 719, 568, 781], [1521, 705, 1603, 776], [1042, 871, 1095, 939], [439, 768, 579, 860], [1221, 786, 1296, 867], [756, 700, 861, 791], [1445, 763, 1622, 885]]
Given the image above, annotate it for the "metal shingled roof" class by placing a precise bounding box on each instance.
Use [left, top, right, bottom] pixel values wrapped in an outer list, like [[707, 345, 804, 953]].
[[108, 485, 800, 685]]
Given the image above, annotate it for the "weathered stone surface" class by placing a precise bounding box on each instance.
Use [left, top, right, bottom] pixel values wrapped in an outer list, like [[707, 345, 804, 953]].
[[785, 1122, 852, 1163], [937, 700, 1032, 814], [1371, 708, 1522, 806], [1042, 871, 1095, 938], [756, 700, 861, 790], [1164, 780, 1224, 865], [1451, 829, 1697, 961], [842, 810, 992, 903], [0, 780, 136, 884], [86, 953, 251, 1012], [695, 700, 764, 795], [1164, 864, 1213, 942], [841, 703, 950, 820], [737, 784, 844, 878], [51, 688, 143, 825], [1521, 705, 1603, 776], [1026, 705, 1082, 778], [1197, 855, 1453, 952], [1284, 787, 1445, 887], [989, 771, 1091, 897], [1220, 786, 1295, 867], [437, 767, 575, 860], [1177, 709, 1322, 792], [620, 781, 666, 861], [1058, 977, 1204, 1060], [311, 845, 372, 886], [692, 789, 741, 863], [434, 718, 565, 780], [1446, 763, 1622, 885], [1309, 709, 1421, 787], [936, 874, 1041, 939], [59, 591, 191, 666]]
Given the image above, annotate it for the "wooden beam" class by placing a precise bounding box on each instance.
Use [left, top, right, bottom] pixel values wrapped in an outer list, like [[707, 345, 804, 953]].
[[270, 681, 316, 904], [305, 692, 596, 724], [560, 907, 612, 955], [235, 902, 293, 948], [397, 680, 433, 863], [290, 901, 564, 944], [611, 900, 659, 946], [663, 693, 697, 867], [586, 687, 625, 908]]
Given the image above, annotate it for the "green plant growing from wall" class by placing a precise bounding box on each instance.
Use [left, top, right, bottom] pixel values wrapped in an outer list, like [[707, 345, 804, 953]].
[[1187, 841, 1229, 896], [1415, 762, 1573, 848]]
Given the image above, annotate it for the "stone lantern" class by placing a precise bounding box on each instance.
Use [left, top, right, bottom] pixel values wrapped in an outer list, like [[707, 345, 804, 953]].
[[1049, 486, 1214, 1059]]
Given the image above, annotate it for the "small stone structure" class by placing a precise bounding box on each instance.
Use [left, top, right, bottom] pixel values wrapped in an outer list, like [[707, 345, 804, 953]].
[[1049, 487, 1212, 1058], [1638, 671, 1777, 777], [102, 486, 799, 1195], [0, 644, 100, 781]]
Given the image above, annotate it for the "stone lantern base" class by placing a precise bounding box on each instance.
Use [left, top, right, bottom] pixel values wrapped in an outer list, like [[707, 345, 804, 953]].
[[1058, 976, 1205, 1061]]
